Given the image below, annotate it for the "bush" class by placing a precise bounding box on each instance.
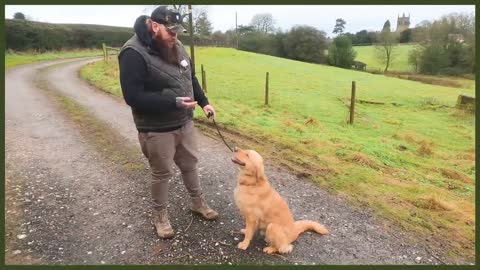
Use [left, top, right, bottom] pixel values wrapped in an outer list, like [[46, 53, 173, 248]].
[[238, 26, 326, 63], [408, 47, 422, 72], [283, 26, 328, 63], [445, 42, 471, 73], [418, 46, 449, 75], [238, 32, 263, 52], [255, 34, 286, 57], [417, 43, 473, 75], [327, 35, 357, 68]]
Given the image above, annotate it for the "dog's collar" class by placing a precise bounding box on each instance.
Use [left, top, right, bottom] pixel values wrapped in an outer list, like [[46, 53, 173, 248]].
[[238, 173, 258, 186], [238, 182, 257, 187], [240, 172, 258, 179]]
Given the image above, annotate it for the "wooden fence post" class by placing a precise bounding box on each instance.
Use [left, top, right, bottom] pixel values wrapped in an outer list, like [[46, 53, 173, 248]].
[[349, 81, 356, 124], [201, 64, 206, 92], [102, 43, 107, 61], [265, 72, 269, 105], [203, 69, 208, 93], [188, 4, 196, 76]]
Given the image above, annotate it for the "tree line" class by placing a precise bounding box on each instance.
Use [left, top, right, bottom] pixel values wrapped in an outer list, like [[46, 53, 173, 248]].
[[188, 9, 474, 76], [408, 12, 475, 75], [243, 12, 474, 75], [5, 18, 133, 51], [7, 9, 475, 76]]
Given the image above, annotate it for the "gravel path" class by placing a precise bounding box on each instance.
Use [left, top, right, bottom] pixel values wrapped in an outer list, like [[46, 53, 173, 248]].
[[5, 58, 465, 265]]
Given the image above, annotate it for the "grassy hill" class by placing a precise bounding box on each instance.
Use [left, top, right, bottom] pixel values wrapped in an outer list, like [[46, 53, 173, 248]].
[[80, 47, 475, 259]]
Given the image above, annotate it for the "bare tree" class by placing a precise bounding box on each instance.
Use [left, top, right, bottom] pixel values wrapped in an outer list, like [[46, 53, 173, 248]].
[[250, 13, 275, 34], [375, 22, 398, 73], [193, 7, 212, 36]]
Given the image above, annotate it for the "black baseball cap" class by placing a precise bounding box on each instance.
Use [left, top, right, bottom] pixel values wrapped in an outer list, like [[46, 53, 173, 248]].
[[151, 6, 187, 34]]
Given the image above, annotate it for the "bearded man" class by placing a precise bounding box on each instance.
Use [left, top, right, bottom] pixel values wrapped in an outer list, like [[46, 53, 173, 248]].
[[118, 6, 218, 239]]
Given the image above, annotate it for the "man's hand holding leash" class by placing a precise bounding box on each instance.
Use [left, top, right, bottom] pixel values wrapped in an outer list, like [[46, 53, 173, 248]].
[[203, 105, 215, 120]]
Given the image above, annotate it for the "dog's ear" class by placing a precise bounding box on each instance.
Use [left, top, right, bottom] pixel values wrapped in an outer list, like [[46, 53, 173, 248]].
[[255, 158, 266, 182]]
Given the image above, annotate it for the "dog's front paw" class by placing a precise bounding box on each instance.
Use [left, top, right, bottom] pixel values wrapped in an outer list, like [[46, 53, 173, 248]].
[[278, 244, 293, 254], [238, 241, 250, 250], [263, 246, 277, 254]]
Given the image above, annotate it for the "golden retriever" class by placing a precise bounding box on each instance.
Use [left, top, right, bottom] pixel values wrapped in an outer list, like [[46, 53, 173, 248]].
[[231, 147, 328, 254]]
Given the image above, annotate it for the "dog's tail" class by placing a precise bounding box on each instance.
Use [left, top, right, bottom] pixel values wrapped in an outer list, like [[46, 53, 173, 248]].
[[294, 220, 329, 236]]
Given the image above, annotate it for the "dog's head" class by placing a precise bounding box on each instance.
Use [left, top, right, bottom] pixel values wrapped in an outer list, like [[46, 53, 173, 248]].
[[231, 147, 266, 184]]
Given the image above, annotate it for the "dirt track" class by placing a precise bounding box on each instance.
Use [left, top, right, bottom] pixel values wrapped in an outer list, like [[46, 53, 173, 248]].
[[5, 58, 469, 265]]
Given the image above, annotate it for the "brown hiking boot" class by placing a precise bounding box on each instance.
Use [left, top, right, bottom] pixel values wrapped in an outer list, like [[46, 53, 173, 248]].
[[190, 195, 218, 220], [153, 209, 174, 239]]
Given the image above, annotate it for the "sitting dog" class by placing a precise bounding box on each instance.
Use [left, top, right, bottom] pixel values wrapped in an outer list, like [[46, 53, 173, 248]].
[[231, 147, 328, 254]]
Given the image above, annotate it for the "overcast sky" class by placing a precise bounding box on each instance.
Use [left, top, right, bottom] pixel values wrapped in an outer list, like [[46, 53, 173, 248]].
[[5, 5, 475, 36]]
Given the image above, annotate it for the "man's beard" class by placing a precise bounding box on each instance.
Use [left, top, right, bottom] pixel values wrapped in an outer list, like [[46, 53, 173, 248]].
[[152, 31, 180, 65]]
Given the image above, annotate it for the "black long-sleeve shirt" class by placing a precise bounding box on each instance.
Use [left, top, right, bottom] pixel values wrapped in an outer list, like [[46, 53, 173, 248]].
[[119, 48, 209, 114]]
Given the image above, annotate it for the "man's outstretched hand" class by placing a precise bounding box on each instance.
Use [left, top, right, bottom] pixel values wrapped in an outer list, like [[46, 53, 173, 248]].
[[176, 97, 197, 109]]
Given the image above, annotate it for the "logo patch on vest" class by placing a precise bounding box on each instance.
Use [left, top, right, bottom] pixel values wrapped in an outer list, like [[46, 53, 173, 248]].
[[180, 59, 189, 68]]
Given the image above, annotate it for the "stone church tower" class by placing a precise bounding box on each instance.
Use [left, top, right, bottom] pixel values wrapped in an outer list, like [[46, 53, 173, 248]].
[[396, 13, 410, 32]]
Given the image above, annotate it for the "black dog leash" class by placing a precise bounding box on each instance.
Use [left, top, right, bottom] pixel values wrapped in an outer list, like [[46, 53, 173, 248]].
[[207, 111, 234, 152]]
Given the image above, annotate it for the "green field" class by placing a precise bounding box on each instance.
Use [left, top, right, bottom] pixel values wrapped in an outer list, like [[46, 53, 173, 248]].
[[5, 49, 102, 69], [353, 44, 418, 72], [79, 47, 474, 259]]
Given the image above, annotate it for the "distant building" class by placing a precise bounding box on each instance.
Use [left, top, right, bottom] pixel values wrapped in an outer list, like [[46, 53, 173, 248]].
[[396, 13, 410, 32]]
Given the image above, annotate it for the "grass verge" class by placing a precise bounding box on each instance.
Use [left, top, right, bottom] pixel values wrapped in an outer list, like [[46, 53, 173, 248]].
[[5, 49, 102, 70]]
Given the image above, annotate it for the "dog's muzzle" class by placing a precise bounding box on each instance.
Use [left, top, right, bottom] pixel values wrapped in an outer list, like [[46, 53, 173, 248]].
[[231, 156, 245, 166]]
